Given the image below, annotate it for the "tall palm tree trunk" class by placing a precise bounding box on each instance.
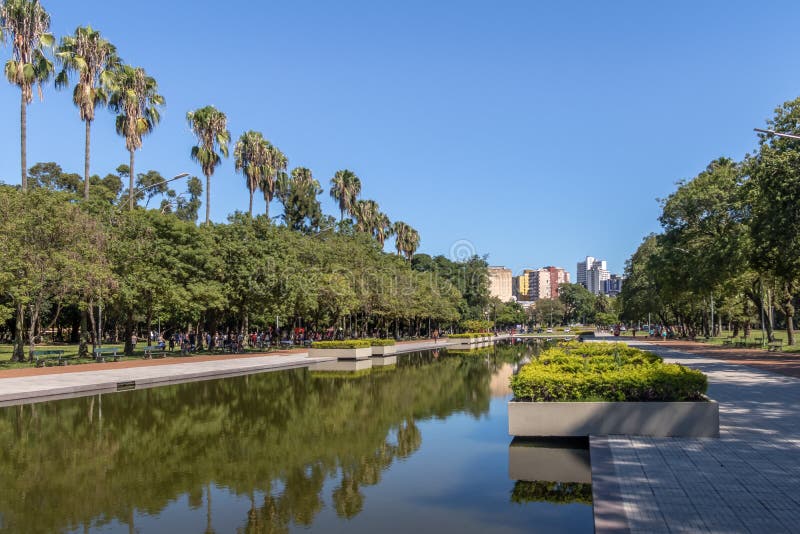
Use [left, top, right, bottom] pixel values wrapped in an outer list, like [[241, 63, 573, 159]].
[[265, 196, 270, 220], [248, 189, 253, 218], [21, 94, 27, 191], [84, 120, 92, 200], [205, 174, 211, 224], [128, 150, 135, 210]]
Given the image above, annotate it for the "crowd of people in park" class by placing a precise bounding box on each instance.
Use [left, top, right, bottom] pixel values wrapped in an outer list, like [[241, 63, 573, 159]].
[[128, 326, 414, 355]]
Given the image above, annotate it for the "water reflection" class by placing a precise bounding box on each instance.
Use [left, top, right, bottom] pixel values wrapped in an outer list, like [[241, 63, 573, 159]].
[[0, 341, 591, 533]]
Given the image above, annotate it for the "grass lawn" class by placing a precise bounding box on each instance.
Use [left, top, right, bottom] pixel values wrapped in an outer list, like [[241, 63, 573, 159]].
[[618, 329, 800, 353]]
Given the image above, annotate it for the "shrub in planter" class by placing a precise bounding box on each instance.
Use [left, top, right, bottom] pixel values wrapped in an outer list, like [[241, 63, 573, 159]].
[[448, 333, 482, 339], [364, 338, 396, 346], [310, 340, 372, 349], [510, 344, 707, 402]]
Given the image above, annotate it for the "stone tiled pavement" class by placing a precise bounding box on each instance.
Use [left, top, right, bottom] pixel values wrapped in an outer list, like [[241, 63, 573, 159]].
[[594, 342, 800, 533]]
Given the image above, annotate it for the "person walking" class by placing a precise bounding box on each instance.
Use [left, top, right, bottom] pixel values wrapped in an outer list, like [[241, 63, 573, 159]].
[[433, 329, 439, 344]]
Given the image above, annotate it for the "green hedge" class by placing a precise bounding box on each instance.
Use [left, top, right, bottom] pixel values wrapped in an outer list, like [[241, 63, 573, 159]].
[[448, 333, 487, 339], [310, 340, 371, 349], [364, 338, 396, 346], [510, 343, 707, 402]]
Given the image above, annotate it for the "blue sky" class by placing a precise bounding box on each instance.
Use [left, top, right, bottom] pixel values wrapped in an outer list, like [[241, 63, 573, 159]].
[[1, 0, 799, 279]]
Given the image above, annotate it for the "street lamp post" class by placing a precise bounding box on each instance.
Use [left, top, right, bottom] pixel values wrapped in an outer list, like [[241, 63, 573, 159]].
[[129, 173, 190, 210]]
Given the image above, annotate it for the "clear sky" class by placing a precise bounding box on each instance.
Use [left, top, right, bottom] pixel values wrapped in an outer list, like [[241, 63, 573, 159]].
[[2, 0, 799, 279]]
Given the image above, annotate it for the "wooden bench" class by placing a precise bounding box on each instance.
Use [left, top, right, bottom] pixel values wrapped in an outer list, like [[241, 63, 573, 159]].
[[32, 349, 68, 367], [93, 347, 120, 363], [722, 339, 733, 346], [768, 340, 784, 352], [142, 345, 167, 359]]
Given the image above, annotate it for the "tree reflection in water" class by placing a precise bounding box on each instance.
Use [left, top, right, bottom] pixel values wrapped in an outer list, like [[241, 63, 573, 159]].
[[0, 343, 534, 533]]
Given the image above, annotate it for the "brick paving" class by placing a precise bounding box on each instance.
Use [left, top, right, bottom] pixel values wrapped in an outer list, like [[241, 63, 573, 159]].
[[593, 341, 800, 533]]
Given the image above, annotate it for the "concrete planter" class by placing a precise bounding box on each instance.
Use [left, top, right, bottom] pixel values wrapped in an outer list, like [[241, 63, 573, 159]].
[[307, 347, 373, 360], [309, 359, 373, 372], [508, 399, 719, 438], [371, 345, 396, 356], [508, 438, 591, 483], [371, 355, 397, 367]]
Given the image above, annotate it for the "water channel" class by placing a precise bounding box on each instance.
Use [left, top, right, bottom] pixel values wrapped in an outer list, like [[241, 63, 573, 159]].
[[0, 342, 593, 533]]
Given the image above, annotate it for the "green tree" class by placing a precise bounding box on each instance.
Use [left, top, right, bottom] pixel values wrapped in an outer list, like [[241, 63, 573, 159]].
[[1, 0, 54, 190], [329, 169, 361, 222], [277, 167, 323, 233], [261, 143, 287, 219], [234, 130, 269, 218], [55, 25, 119, 200], [558, 283, 595, 324], [187, 105, 230, 225], [108, 65, 164, 210]]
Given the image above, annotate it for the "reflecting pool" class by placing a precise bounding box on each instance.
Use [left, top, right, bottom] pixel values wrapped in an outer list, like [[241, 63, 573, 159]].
[[0, 342, 593, 533]]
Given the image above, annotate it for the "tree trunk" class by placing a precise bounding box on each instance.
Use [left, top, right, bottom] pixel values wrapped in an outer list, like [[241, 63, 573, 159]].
[[124, 312, 134, 356], [87, 301, 97, 355], [21, 93, 27, 191], [265, 195, 270, 220], [79, 309, 89, 358], [28, 302, 40, 361], [128, 150, 135, 210], [13, 301, 24, 362], [249, 189, 253, 218], [782, 283, 795, 346], [84, 119, 92, 200], [205, 173, 211, 225]]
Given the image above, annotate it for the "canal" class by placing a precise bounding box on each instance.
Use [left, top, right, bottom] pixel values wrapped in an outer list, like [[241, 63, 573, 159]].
[[0, 342, 593, 533]]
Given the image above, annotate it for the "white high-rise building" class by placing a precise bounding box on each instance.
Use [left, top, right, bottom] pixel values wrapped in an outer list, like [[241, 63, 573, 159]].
[[577, 256, 609, 294]]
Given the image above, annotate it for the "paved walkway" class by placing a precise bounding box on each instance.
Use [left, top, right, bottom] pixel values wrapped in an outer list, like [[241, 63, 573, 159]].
[[0, 337, 491, 406], [592, 341, 800, 533]]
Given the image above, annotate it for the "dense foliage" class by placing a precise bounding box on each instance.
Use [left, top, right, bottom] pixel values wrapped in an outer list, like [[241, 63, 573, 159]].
[[510, 342, 707, 402], [0, 1, 493, 360], [0, 184, 475, 358], [619, 96, 800, 345]]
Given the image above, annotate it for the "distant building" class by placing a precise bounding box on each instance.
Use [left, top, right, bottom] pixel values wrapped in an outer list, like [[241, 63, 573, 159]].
[[527, 266, 570, 301], [514, 269, 536, 301], [577, 256, 609, 295], [488, 266, 513, 302], [603, 274, 624, 296]]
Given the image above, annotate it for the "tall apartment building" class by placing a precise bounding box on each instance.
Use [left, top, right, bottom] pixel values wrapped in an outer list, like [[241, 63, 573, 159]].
[[603, 274, 624, 296], [577, 256, 609, 295], [488, 266, 513, 302], [514, 269, 535, 301], [528, 267, 570, 301]]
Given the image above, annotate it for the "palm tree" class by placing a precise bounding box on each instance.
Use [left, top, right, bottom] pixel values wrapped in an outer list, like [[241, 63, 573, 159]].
[[234, 130, 269, 217], [187, 106, 230, 225], [352, 199, 379, 233], [107, 65, 164, 210], [1, 0, 54, 191], [55, 26, 119, 200], [260, 144, 286, 219], [373, 211, 392, 247], [393, 221, 420, 259], [329, 169, 361, 222]]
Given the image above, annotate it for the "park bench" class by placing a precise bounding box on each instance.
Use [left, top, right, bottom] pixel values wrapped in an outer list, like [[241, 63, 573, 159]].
[[768, 340, 784, 352], [93, 347, 119, 363], [722, 338, 733, 346], [32, 349, 68, 367], [142, 345, 167, 359]]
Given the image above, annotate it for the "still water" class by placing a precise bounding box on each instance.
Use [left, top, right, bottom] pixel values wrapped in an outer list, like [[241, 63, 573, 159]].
[[0, 342, 593, 533]]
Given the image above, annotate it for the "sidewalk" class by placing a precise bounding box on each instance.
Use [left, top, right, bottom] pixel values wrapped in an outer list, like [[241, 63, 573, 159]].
[[592, 341, 800, 533]]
